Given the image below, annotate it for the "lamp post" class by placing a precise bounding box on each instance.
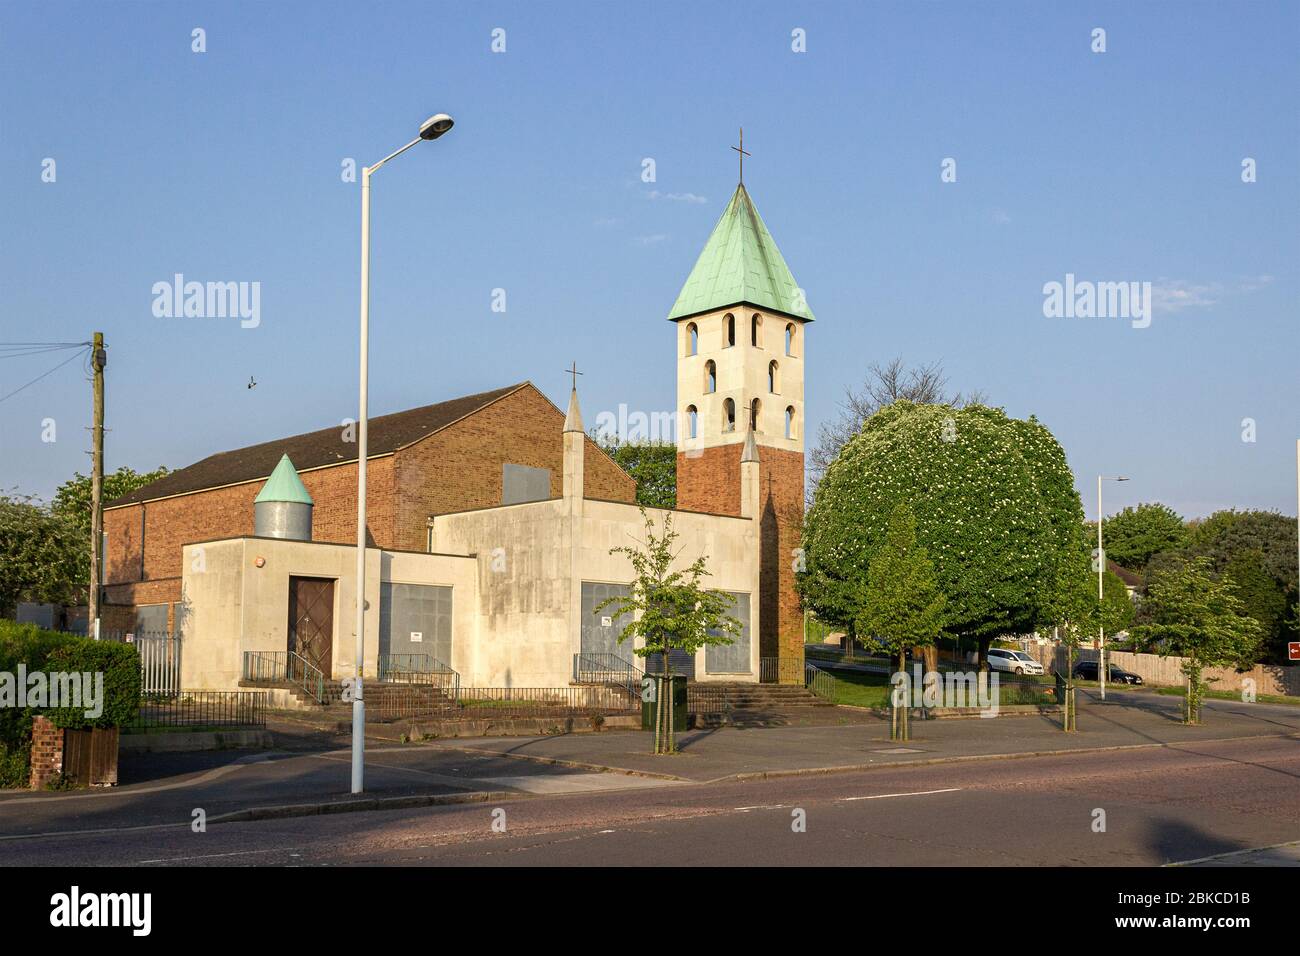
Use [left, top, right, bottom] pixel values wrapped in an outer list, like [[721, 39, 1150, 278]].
[[352, 112, 454, 795], [1096, 474, 1129, 702]]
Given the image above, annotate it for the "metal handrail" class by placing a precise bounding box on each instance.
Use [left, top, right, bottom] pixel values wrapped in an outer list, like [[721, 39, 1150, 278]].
[[572, 652, 643, 697], [287, 651, 325, 703], [241, 650, 325, 703], [378, 653, 460, 692], [804, 661, 835, 701]]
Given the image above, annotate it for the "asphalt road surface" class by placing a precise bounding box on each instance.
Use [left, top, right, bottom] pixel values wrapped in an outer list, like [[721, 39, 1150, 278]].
[[4, 734, 1297, 866]]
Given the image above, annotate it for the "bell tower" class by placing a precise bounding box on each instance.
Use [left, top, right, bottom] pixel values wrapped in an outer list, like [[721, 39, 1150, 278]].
[[669, 177, 814, 680]]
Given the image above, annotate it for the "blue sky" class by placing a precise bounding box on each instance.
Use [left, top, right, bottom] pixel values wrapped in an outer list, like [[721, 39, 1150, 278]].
[[1, 0, 1296, 520]]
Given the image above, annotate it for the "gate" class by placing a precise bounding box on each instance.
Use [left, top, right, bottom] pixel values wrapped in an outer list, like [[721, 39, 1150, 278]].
[[130, 632, 182, 696]]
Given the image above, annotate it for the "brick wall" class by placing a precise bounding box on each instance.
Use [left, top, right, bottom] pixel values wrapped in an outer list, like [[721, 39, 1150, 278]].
[[392, 384, 636, 551], [101, 383, 636, 610], [29, 716, 63, 789], [678, 442, 805, 670]]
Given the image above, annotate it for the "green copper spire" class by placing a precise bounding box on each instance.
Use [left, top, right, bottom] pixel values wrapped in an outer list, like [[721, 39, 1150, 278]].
[[667, 184, 814, 323], [254, 454, 314, 505]]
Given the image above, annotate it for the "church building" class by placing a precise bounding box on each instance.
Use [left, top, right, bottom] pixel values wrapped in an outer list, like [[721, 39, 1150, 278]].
[[100, 178, 814, 696]]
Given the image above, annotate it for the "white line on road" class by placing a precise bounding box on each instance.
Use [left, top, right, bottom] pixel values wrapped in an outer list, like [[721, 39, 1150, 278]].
[[838, 788, 962, 802]]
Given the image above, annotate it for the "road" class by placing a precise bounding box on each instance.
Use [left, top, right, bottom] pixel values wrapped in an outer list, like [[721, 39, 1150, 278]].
[[3, 733, 1297, 866]]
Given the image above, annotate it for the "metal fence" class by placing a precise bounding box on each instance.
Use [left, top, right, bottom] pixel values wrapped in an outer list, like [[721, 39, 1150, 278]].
[[129, 690, 267, 730], [572, 652, 643, 695], [368, 685, 638, 721], [69, 628, 182, 697], [760, 656, 805, 684]]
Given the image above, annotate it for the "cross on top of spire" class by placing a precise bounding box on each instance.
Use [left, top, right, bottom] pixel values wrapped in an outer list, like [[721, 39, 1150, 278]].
[[564, 360, 583, 391], [731, 127, 751, 185]]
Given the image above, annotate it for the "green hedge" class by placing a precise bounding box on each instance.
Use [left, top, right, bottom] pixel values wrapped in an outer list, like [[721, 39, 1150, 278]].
[[0, 620, 141, 788]]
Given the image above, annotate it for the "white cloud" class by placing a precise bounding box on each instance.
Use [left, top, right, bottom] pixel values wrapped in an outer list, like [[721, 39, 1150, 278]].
[[646, 190, 707, 204], [1151, 275, 1273, 314], [632, 234, 668, 246]]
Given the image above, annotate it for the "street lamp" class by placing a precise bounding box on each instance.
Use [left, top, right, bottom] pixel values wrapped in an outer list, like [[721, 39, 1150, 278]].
[[1097, 475, 1129, 702], [352, 113, 455, 795]]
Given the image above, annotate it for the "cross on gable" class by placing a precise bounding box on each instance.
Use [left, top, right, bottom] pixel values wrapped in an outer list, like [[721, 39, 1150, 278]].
[[564, 361, 583, 391]]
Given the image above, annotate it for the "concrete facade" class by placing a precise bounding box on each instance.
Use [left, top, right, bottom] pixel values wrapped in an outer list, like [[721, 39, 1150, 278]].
[[178, 405, 762, 691]]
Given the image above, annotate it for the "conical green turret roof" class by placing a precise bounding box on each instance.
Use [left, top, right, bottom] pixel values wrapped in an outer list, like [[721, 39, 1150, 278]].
[[667, 184, 814, 323], [254, 454, 313, 505]]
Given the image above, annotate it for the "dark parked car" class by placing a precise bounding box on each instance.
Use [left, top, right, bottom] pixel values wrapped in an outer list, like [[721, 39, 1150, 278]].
[[1072, 660, 1143, 685]]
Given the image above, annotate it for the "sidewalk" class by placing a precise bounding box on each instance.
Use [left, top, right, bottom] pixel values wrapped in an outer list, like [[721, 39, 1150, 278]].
[[2, 688, 1293, 838], [424, 688, 1300, 782]]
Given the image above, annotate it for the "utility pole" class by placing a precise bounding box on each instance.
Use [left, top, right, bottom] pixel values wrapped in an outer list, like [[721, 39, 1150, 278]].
[[88, 332, 106, 638]]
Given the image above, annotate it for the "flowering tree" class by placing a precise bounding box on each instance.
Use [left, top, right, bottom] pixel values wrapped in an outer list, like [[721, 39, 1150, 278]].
[[798, 401, 1084, 669]]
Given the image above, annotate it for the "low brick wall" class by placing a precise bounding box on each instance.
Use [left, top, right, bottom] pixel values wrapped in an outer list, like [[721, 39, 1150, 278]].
[[1027, 646, 1299, 697], [29, 715, 64, 789]]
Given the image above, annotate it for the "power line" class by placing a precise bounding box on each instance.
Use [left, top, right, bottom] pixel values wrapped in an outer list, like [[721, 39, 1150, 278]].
[[0, 345, 90, 406]]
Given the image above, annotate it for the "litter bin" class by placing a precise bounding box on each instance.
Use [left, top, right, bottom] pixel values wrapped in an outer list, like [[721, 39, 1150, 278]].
[[641, 674, 688, 732], [1053, 671, 1067, 705]]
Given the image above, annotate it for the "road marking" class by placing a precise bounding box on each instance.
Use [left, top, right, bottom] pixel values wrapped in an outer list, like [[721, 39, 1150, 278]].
[[138, 846, 299, 864], [734, 804, 788, 811], [1166, 839, 1300, 867], [838, 788, 961, 802]]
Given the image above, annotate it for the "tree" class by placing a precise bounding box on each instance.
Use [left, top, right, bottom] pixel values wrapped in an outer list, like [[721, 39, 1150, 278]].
[[595, 509, 741, 754], [1100, 502, 1188, 570], [809, 357, 986, 493], [592, 437, 676, 509], [856, 505, 946, 740], [1133, 558, 1264, 725], [1046, 535, 1134, 729], [1144, 509, 1297, 663], [0, 495, 84, 616], [1222, 550, 1288, 660], [51, 465, 169, 542], [799, 401, 1082, 670]]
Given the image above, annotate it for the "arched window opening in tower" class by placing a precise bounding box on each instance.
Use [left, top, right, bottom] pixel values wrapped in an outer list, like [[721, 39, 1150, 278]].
[[785, 323, 795, 357], [750, 398, 761, 432], [751, 313, 762, 347], [785, 405, 796, 440], [723, 398, 736, 432], [705, 359, 716, 393], [724, 313, 735, 348], [687, 405, 698, 439], [686, 322, 698, 356], [768, 360, 778, 393]]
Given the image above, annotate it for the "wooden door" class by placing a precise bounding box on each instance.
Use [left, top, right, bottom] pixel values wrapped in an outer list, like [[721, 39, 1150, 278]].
[[288, 577, 335, 676]]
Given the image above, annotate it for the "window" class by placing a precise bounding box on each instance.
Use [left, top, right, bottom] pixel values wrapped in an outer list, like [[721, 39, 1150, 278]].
[[379, 583, 453, 668], [686, 405, 698, 439], [724, 313, 735, 347], [686, 322, 698, 356], [751, 313, 762, 347], [785, 405, 796, 440], [723, 398, 736, 432], [768, 360, 778, 393], [704, 360, 716, 393], [785, 323, 796, 356], [749, 397, 761, 432]]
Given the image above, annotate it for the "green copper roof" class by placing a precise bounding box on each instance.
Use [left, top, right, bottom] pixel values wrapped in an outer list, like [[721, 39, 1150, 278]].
[[667, 184, 814, 322], [254, 454, 313, 505]]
